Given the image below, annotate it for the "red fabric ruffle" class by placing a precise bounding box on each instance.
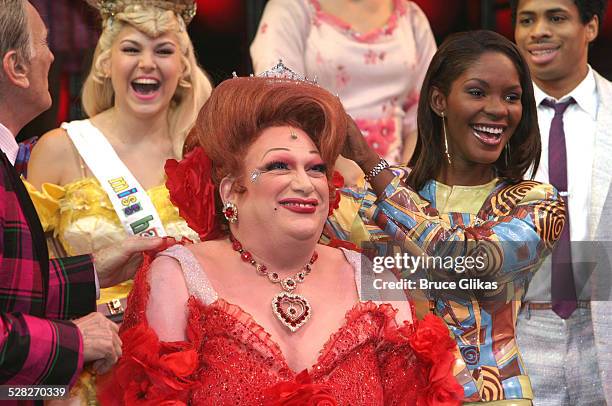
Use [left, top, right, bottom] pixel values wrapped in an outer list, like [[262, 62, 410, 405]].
[[98, 324, 198, 406]]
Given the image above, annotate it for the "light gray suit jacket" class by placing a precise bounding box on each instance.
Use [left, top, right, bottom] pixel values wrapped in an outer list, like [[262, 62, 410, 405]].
[[589, 70, 612, 403]]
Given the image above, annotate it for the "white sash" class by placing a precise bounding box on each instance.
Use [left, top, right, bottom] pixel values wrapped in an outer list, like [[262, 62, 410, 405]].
[[62, 119, 167, 237]]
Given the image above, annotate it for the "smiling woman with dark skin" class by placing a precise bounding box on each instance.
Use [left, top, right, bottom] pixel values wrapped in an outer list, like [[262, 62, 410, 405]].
[[428, 51, 523, 187], [326, 30, 567, 404]]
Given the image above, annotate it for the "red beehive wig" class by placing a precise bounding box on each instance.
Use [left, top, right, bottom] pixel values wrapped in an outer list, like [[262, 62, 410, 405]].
[[186, 76, 348, 186]]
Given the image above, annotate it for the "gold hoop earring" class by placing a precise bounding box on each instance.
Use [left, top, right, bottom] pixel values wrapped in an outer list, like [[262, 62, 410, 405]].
[[505, 142, 511, 167], [441, 113, 451, 165]]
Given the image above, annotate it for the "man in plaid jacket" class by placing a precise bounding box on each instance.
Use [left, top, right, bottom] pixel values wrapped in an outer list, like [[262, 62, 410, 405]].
[[0, 0, 164, 386]]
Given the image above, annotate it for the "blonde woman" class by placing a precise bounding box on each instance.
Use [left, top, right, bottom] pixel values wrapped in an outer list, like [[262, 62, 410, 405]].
[[25, 1, 211, 403], [26, 0, 211, 321]]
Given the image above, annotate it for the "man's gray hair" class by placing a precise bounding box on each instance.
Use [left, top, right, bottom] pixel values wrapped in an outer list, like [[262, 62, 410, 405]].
[[0, 0, 32, 78]]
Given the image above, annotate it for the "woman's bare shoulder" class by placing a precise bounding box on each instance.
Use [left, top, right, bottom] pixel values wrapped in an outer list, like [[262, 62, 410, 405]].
[[27, 127, 74, 188]]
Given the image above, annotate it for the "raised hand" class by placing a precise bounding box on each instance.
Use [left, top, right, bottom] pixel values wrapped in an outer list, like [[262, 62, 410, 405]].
[[341, 114, 381, 173]]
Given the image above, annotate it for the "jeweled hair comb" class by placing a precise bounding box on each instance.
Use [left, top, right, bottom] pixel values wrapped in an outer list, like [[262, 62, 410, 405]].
[[85, 0, 197, 25]]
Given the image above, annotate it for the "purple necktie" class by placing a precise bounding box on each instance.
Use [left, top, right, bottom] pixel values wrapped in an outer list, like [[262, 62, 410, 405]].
[[542, 98, 576, 319]]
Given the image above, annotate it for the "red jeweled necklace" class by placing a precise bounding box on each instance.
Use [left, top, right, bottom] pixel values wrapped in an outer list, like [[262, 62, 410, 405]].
[[230, 234, 318, 332]]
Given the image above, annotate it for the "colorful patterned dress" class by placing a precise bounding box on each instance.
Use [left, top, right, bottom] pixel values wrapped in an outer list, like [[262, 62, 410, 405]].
[[325, 168, 565, 403]]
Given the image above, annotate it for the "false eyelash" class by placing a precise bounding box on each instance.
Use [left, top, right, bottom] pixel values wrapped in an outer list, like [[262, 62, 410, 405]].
[[310, 163, 327, 173], [264, 161, 289, 171]]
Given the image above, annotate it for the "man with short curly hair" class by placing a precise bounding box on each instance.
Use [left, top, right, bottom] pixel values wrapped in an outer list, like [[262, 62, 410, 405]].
[[511, 0, 611, 404]]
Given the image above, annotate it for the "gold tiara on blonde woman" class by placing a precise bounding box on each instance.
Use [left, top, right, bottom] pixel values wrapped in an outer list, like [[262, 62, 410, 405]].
[[85, 0, 197, 25]]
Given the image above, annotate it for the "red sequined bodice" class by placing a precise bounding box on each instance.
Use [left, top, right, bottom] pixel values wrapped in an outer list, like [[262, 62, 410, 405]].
[[194, 299, 424, 405], [98, 246, 463, 405]]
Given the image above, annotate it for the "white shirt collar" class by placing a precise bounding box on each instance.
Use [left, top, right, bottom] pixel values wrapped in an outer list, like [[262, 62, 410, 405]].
[[533, 66, 598, 120], [0, 122, 18, 165]]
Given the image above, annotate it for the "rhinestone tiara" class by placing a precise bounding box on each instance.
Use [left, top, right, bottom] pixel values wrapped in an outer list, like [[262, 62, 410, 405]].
[[85, 0, 197, 25], [233, 60, 318, 86]]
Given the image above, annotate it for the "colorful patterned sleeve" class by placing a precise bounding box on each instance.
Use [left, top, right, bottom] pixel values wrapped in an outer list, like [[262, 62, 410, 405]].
[[327, 168, 566, 282]]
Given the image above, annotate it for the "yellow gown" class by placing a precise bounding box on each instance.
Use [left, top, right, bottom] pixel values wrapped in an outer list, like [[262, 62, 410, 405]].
[[25, 176, 198, 404], [25, 176, 199, 306]]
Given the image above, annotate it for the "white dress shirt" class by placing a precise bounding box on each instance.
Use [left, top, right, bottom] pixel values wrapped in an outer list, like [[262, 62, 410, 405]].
[[525, 67, 598, 301], [0, 122, 19, 165]]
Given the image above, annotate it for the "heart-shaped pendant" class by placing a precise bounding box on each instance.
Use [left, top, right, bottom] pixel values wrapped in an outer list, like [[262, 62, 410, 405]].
[[271, 292, 312, 332]]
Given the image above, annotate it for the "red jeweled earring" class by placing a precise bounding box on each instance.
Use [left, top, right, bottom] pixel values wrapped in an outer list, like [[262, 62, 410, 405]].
[[223, 201, 238, 223]]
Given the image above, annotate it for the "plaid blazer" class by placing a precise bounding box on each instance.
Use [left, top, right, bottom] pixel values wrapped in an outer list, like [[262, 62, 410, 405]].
[[0, 151, 96, 386]]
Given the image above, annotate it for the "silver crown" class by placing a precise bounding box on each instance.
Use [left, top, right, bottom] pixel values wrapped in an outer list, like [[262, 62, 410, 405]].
[[232, 60, 318, 86]]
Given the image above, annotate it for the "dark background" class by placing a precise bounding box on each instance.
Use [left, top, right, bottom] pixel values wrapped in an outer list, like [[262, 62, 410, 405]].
[[20, 0, 612, 142]]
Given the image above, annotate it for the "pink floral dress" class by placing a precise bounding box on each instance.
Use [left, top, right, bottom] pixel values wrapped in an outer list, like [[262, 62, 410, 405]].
[[251, 0, 436, 164]]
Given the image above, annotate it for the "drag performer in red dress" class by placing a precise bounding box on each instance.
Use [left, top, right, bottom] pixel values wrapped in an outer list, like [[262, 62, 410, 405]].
[[99, 65, 463, 405]]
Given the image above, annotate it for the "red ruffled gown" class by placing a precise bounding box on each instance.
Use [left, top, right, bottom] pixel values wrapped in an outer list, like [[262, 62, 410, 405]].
[[98, 245, 463, 405]]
